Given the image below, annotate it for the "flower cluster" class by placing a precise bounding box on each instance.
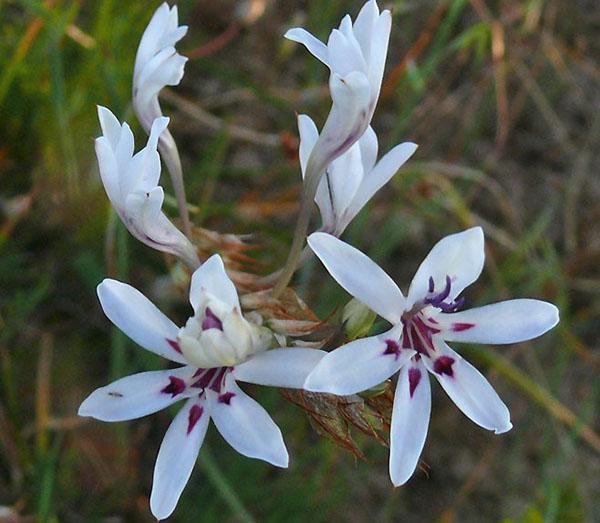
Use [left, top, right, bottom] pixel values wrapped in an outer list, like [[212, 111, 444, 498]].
[[79, 2, 559, 520]]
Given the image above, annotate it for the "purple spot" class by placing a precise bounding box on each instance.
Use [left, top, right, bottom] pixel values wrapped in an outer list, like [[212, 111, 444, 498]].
[[383, 339, 401, 360], [408, 367, 422, 398], [192, 368, 218, 389], [428, 276, 435, 293], [433, 356, 455, 377], [452, 322, 475, 332], [218, 392, 236, 405], [187, 404, 203, 434], [202, 307, 223, 331], [167, 339, 182, 353], [161, 376, 186, 397]]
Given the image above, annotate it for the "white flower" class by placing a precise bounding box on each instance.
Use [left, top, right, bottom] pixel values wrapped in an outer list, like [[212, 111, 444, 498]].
[[285, 0, 392, 180], [95, 106, 199, 267], [78, 254, 325, 520], [305, 228, 559, 486], [133, 2, 188, 134], [298, 115, 417, 236]]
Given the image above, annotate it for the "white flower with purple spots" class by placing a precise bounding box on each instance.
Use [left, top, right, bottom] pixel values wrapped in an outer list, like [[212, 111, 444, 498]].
[[78, 255, 325, 520], [133, 2, 187, 137], [285, 0, 392, 180], [95, 106, 199, 268], [305, 227, 559, 486], [298, 116, 417, 236]]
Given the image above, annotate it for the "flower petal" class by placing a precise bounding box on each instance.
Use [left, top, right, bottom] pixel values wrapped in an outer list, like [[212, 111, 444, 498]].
[[150, 398, 210, 520], [210, 378, 288, 467], [304, 326, 414, 395], [407, 227, 485, 307], [97, 279, 186, 364], [233, 348, 326, 388], [308, 232, 405, 324], [284, 27, 329, 65], [343, 142, 417, 230], [440, 299, 559, 344], [389, 359, 431, 486], [424, 341, 512, 434], [297, 114, 319, 179], [189, 254, 240, 313], [78, 367, 193, 421]]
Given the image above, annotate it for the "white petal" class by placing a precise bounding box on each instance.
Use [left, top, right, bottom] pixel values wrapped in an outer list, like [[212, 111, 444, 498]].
[[233, 348, 327, 388], [325, 142, 364, 227], [352, 0, 379, 60], [343, 142, 417, 230], [150, 398, 210, 520], [284, 27, 329, 65], [297, 114, 319, 179], [308, 233, 405, 324], [440, 299, 559, 344], [424, 341, 512, 434], [78, 367, 193, 421], [189, 254, 240, 313], [358, 125, 378, 173], [209, 378, 288, 467], [304, 326, 414, 395], [97, 279, 186, 364], [408, 227, 485, 307], [389, 359, 431, 486], [97, 105, 123, 149], [134, 3, 172, 76], [367, 9, 392, 99], [327, 28, 367, 78]]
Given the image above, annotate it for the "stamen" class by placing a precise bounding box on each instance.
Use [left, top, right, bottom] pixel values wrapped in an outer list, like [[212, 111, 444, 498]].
[[424, 274, 465, 312]]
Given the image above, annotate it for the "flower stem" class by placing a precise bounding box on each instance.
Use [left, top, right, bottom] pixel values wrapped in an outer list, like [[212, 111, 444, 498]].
[[273, 165, 323, 297], [159, 134, 192, 239]]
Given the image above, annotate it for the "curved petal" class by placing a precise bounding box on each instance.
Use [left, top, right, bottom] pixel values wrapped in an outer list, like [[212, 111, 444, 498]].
[[284, 27, 329, 65], [440, 299, 559, 344], [308, 233, 405, 324], [343, 142, 417, 230], [407, 227, 485, 308], [358, 125, 378, 173], [189, 254, 240, 313], [78, 367, 193, 421], [297, 114, 319, 178], [150, 398, 210, 520], [389, 359, 431, 486], [304, 326, 414, 395], [233, 348, 326, 388], [97, 279, 186, 364], [425, 341, 512, 434], [209, 378, 288, 467]]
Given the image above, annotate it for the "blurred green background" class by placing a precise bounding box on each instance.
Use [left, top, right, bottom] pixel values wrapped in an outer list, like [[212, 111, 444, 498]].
[[1, 0, 598, 521]]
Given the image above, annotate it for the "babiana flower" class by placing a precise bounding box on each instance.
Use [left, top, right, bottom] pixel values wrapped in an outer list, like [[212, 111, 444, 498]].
[[306, 228, 559, 486], [95, 106, 199, 267], [133, 2, 187, 135], [79, 255, 325, 520], [285, 0, 392, 180], [298, 115, 417, 236]]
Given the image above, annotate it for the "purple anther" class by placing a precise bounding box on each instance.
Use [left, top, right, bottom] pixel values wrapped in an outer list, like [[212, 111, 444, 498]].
[[161, 376, 186, 397], [187, 405, 203, 434], [218, 392, 235, 405], [433, 356, 455, 377], [428, 276, 435, 293], [201, 307, 223, 331], [408, 367, 422, 398], [383, 339, 401, 360]]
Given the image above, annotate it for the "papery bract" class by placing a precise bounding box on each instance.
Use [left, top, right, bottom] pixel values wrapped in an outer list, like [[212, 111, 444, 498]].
[[298, 114, 417, 236], [95, 106, 199, 267], [306, 228, 559, 486], [79, 254, 325, 520]]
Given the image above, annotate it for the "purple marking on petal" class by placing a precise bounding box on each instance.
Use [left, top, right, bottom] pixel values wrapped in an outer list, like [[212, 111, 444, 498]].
[[451, 322, 475, 332], [187, 404, 203, 434], [167, 339, 182, 353], [209, 368, 229, 393], [192, 368, 218, 389], [383, 339, 401, 360], [428, 277, 435, 293], [433, 356, 455, 377], [202, 307, 223, 331], [161, 376, 186, 397], [218, 392, 236, 405], [408, 367, 422, 398]]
